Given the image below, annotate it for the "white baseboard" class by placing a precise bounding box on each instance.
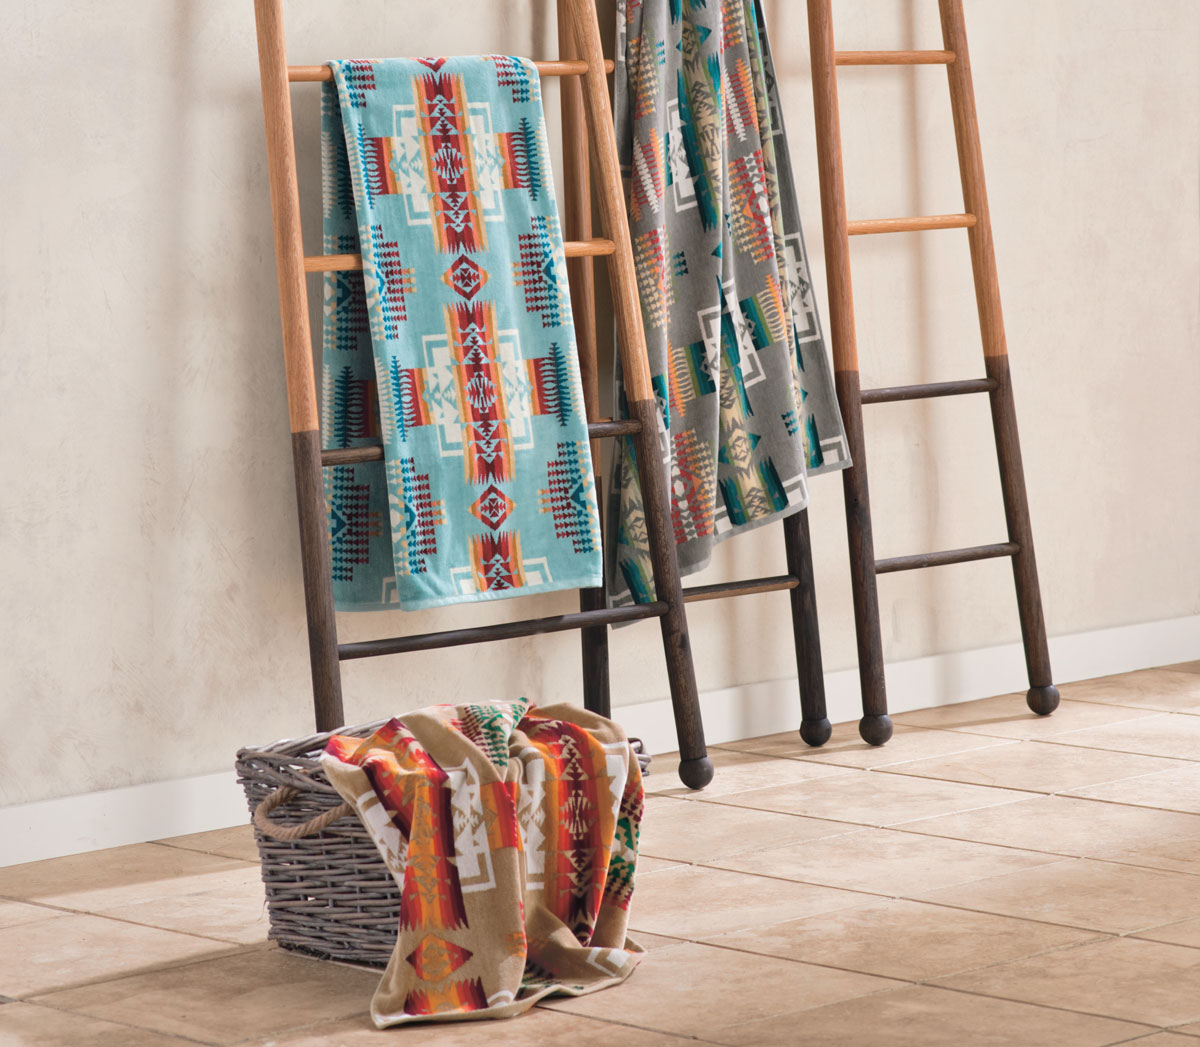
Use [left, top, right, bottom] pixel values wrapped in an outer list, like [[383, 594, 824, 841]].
[[1, 772, 250, 869], [3, 613, 1196, 868], [620, 613, 1200, 755]]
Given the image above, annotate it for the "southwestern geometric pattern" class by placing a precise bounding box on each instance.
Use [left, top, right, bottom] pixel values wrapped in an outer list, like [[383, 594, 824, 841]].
[[321, 58, 602, 611], [609, 0, 851, 604], [321, 700, 644, 1028], [539, 442, 602, 555]]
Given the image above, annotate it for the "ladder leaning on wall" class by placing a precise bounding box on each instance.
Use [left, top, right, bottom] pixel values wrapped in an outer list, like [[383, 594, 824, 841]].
[[805, 0, 1061, 744], [250, 0, 717, 788], [556, 4, 834, 750]]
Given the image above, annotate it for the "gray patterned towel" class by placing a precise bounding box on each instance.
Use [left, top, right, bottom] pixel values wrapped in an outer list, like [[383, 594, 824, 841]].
[[609, 0, 849, 603]]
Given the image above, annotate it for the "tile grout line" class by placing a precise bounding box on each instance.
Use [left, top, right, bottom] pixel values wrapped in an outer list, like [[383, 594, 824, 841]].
[[677, 861, 1100, 937], [647, 772, 1200, 874], [148, 839, 260, 863], [718, 696, 1200, 758], [884, 817, 1200, 872], [24, 965, 375, 1047], [876, 771, 1200, 819], [679, 787, 1044, 820], [688, 926, 1113, 987], [646, 847, 1200, 943], [930, 979, 1174, 1034], [16, 942, 274, 1004], [534, 1004, 733, 1046], [0, 891, 271, 950], [12, 997, 221, 1045]]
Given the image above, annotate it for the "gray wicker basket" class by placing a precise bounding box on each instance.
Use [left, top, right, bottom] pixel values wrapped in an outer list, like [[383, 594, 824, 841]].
[[236, 721, 650, 967], [236, 720, 397, 966]]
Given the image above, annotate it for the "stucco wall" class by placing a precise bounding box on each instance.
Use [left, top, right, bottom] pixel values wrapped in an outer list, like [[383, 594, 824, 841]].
[[1, 0, 1196, 805]]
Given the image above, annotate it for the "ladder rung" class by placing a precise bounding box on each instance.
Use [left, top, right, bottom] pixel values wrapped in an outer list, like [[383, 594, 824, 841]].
[[875, 543, 1019, 575], [321, 419, 642, 467], [860, 378, 997, 405], [338, 603, 668, 659], [587, 419, 642, 439], [848, 214, 976, 236], [834, 50, 955, 66], [323, 446, 381, 467], [683, 575, 798, 603], [305, 239, 615, 274], [288, 60, 615, 83]]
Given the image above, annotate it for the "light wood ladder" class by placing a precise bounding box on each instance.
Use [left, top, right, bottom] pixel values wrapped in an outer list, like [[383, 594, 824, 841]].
[[807, 0, 1060, 744], [251, 0, 715, 788]]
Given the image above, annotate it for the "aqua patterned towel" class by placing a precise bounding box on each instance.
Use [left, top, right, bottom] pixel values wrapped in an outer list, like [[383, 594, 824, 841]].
[[609, 1, 850, 604], [321, 58, 603, 611]]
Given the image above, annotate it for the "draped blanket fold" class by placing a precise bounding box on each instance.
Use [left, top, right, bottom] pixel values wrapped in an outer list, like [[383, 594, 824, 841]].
[[321, 58, 603, 611], [609, 1, 850, 604], [321, 700, 644, 1027]]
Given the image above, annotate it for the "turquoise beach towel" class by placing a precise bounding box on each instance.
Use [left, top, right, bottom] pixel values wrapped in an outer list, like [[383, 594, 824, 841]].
[[321, 57, 603, 611]]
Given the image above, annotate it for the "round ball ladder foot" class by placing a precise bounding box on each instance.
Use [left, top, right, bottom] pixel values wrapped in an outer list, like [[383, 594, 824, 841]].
[[677, 756, 715, 791], [799, 718, 832, 747], [1026, 684, 1060, 716], [858, 714, 893, 747]]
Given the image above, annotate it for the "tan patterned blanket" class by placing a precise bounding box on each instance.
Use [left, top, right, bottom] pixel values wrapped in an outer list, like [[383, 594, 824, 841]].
[[321, 699, 643, 1027]]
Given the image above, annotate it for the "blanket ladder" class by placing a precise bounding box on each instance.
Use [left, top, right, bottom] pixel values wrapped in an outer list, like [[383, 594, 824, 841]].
[[252, 0, 715, 787], [556, 4, 832, 746], [807, 0, 1059, 745]]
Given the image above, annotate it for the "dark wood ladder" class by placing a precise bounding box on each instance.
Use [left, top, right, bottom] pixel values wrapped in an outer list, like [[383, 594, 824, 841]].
[[251, 0, 715, 788], [806, 0, 1060, 745]]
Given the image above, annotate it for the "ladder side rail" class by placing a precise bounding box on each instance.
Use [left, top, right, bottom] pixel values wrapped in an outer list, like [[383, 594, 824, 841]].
[[557, 0, 611, 719], [566, 0, 712, 787], [806, 0, 893, 745], [939, 0, 1058, 714], [783, 510, 832, 745], [253, 0, 344, 731]]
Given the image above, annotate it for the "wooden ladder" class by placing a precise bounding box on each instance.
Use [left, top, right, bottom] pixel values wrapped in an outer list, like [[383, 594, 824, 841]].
[[251, 0, 714, 788], [807, 0, 1060, 744], [557, 8, 832, 748]]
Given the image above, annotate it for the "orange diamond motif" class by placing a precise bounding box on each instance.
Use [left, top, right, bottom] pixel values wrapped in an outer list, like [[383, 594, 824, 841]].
[[406, 934, 473, 981], [469, 484, 515, 530], [442, 255, 488, 300]]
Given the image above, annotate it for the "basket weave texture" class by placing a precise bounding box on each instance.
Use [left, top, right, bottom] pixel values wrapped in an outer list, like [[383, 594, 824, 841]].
[[235, 720, 396, 966]]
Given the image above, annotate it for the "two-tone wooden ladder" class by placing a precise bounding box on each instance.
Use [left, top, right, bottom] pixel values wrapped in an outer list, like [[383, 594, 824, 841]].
[[557, 8, 832, 749], [807, 0, 1060, 745], [251, 0, 715, 787]]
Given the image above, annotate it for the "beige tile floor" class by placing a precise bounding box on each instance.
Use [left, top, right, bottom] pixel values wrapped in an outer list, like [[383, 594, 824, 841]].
[[4, 664, 1200, 1045]]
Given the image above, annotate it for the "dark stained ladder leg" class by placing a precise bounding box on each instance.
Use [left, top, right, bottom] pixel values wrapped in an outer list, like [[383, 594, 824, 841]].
[[940, 0, 1058, 715], [807, 0, 892, 746], [577, 586, 612, 718], [837, 374, 892, 745], [630, 399, 713, 786], [783, 509, 831, 746], [292, 432, 344, 731], [987, 359, 1057, 713]]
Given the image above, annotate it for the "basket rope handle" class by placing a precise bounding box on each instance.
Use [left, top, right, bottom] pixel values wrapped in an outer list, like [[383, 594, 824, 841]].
[[253, 787, 354, 841]]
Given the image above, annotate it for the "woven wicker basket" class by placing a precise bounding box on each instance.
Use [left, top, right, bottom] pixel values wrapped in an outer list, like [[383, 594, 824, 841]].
[[237, 719, 650, 967], [236, 720, 397, 966]]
